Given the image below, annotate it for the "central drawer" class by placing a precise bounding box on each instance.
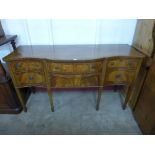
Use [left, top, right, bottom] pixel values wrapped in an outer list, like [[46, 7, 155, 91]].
[[14, 72, 46, 87], [50, 74, 99, 88], [47, 62, 102, 74]]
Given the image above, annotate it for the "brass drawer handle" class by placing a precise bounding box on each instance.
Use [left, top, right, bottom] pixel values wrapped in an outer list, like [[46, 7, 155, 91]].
[[28, 75, 34, 80], [110, 62, 115, 66], [115, 74, 122, 79]]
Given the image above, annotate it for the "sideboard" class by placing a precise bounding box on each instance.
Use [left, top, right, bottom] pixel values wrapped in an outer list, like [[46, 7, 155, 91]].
[[3, 44, 145, 112]]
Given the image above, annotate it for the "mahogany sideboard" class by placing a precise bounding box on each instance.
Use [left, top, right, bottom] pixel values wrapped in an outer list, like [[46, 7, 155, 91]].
[[3, 44, 145, 112]]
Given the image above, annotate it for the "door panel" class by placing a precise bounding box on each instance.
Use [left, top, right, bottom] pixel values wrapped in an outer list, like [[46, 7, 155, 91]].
[[134, 58, 155, 134]]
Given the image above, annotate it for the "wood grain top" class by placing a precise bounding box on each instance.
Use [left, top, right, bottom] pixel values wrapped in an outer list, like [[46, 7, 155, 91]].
[[3, 44, 145, 62]]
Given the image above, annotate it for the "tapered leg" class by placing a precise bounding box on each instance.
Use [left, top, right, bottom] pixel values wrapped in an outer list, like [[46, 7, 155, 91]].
[[31, 86, 36, 94], [96, 60, 107, 111], [122, 85, 131, 110], [47, 87, 54, 112], [96, 87, 103, 111], [114, 85, 118, 92], [15, 87, 27, 112]]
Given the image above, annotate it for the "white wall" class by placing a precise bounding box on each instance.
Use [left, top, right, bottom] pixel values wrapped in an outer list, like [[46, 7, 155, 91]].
[[0, 19, 137, 61]]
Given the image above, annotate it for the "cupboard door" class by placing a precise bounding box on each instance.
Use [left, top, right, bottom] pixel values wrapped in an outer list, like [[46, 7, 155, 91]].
[[134, 59, 155, 134]]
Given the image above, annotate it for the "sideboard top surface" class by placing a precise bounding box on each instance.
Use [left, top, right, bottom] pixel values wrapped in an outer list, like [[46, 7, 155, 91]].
[[3, 44, 145, 62]]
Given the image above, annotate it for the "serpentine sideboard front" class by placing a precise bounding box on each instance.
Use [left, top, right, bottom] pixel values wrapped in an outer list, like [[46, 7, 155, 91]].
[[3, 45, 145, 112]]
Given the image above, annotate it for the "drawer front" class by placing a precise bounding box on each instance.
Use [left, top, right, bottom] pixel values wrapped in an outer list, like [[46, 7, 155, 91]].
[[50, 74, 99, 88], [47, 62, 102, 74], [48, 63, 74, 73], [14, 72, 45, 87], [74, 63, 98, 74], [105, 70, 135, 85], [107, 59, 138, 69], [11, 60, 43, 72]]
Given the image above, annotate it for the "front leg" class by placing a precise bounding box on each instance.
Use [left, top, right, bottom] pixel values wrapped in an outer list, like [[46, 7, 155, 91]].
[[15, 87, 27, 112], [31, 86, 36, 94], [122, 85, 131, 110], [96, 87, 103, 111], [47, 87, 54, 112]]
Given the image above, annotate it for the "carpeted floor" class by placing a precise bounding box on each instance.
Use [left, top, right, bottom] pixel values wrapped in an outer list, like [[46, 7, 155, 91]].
[[0, 90, 141, 135]]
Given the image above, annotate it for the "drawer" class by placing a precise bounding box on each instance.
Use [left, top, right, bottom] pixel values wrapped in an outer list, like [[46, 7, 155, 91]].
[[47, 62, 102, 74], [74, 63, 98, 74], [107, 59, 138, 69], [48, 63, 74, 73], [11, 60, 43, 72], [105, 70, 135, 85], [14, 72, 46, 87], [50, 74, 99, 88]]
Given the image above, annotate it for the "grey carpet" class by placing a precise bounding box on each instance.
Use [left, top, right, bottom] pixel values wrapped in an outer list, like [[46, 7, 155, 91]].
[[0, 90, 141, 135]]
